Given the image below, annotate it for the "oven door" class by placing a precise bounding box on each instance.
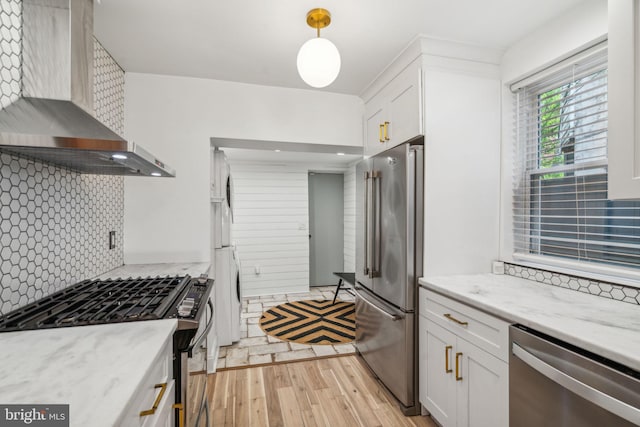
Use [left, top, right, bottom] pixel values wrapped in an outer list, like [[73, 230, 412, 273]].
[[182, 300, 214, 427], [188, 299, 213, 372]]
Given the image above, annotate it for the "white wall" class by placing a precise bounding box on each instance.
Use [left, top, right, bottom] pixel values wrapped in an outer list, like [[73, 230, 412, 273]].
[[343, 164, 356, 272], [123, 73, 363, 264], [423, 64, 502, 277], [230, 162, 309, 296], [499, 0, 608, 262]]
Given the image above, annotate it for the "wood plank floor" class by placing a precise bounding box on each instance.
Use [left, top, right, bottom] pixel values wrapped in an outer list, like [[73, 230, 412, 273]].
[[188, 355, 437, 427]]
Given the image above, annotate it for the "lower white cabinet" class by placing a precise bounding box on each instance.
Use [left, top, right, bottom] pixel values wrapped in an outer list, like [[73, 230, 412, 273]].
[[120, 335, 176, 427], [419, 288, 508, 427]]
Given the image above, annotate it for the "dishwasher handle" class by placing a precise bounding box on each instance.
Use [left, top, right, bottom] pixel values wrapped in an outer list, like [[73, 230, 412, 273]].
[[512, 342, 640, 425]]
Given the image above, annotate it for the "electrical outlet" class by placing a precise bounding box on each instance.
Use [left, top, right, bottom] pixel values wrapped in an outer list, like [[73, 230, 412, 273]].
[[109, 231, 116, 250]]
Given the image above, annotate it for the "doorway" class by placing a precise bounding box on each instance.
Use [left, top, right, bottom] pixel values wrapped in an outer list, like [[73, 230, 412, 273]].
[[308, 172, 344, 287]]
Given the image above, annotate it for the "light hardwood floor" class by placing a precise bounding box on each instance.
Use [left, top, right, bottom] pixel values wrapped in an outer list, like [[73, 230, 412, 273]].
[[188, 355, 437, 427]]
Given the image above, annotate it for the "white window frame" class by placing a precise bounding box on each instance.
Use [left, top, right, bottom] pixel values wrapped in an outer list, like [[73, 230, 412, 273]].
[[510, 40, 640, 288]]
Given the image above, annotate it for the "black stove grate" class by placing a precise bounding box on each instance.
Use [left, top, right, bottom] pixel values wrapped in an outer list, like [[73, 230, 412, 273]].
[[0, 276, 189, 332]]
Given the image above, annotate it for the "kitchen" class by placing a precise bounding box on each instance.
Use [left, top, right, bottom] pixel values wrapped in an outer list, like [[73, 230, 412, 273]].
[[1, 0, 640, 426]]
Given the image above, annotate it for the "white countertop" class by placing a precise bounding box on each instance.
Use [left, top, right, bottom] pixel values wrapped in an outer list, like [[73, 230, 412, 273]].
[[419, 274, 640, 372], [97, 262, 210, 279], [0, 319, 177, 427]]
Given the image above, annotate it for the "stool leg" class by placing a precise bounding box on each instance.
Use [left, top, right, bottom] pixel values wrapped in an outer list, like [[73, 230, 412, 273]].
[[333, 279, 343, 304]]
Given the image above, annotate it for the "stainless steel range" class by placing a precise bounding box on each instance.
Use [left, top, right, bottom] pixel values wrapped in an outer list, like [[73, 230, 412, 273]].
[[0, 274, 214, 427]]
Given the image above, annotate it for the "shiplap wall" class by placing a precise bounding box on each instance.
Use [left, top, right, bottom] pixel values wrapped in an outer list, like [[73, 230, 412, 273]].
[[231, 163, 310, 296], [343, 165, 356, 272]]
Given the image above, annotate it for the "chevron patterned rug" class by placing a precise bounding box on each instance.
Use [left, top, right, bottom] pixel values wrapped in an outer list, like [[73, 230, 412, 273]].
[[258, 299, 355, 345]]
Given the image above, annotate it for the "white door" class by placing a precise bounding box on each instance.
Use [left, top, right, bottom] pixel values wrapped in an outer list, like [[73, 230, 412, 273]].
[[422, 319, 457, 427], [456, 338, 509, 427], [308, 172, 344, 286]]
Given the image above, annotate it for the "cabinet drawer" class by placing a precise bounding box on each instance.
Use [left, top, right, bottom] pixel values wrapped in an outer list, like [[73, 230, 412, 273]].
[[119, 335, 174, 426], [419, 288, 509, 362], [141, 380, 175, 427]]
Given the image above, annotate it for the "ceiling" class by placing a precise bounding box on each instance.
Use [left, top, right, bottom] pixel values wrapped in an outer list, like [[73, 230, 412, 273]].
[[94, 0, 589, 96]]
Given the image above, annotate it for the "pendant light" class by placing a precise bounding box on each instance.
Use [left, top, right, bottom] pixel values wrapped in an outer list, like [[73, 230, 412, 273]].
[[297, 8, 341, 88]]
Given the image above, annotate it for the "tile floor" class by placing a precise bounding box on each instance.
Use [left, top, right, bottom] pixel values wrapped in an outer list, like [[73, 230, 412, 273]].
[[216, 285, 356, 370]]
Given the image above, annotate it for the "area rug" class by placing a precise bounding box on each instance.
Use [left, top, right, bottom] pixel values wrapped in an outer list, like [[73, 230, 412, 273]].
[[259, 299, 355, 345]]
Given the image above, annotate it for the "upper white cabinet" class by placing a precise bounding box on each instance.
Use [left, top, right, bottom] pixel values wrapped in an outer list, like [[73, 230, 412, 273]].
[[363, 59, 423, 156], [608, 0, 640, 199], [361, 36, 502, 276]]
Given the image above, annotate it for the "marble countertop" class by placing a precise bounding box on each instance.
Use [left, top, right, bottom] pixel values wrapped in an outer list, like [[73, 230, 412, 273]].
[[419, 274, 640, 372], [0, 319, 177, 427], [96, 262, 210, 280]]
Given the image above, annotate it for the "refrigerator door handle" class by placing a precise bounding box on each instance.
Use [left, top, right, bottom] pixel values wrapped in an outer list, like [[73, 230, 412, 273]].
[[355, 286, 402, 321], [363, 171, 370, 276], [371, 170, 381, 278]]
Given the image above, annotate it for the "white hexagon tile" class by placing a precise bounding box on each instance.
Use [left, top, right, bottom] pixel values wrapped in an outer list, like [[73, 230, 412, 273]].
[[0, 155, 125, 316], [0, 0, 20, 110], [0, 4, 127, 316], [504, 263, 640, 305]]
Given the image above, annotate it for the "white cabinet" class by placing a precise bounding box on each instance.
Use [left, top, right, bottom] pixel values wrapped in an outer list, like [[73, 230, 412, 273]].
[[364, 99, 386, 156], [420, 317, 457, 425], [456, 337, 508, 427], [608, 0, 640, 199], [120, 335, 176, 427], [364, 60, 422, 156], [362, 36, 501, 276], [419, 288, 508, 427]]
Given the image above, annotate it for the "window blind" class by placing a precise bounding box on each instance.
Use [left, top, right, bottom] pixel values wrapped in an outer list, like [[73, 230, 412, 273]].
[[513, 45, 640, 270]]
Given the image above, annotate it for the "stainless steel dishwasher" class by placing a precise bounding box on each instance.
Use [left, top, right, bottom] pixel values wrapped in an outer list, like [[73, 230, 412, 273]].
[[510, 325, 640, 426]]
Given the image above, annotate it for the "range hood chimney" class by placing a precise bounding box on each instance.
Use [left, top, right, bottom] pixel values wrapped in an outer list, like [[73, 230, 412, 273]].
[[0, 0, 175, 177]]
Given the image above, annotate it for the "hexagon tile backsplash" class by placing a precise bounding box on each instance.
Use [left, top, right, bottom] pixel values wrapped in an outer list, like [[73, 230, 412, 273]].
[[0, 0, 126, 316], [0, 155, 124, 316], [504, 263, 640, 306]]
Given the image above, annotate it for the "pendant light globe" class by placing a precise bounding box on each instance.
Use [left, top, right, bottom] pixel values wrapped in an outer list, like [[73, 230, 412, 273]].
[[297, 38, 341, 88], [296, 8, 341, 88]]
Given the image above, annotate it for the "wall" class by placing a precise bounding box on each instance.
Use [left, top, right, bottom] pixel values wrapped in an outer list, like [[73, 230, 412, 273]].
[[123, 73, 363, 264], [230, 162, 310, 296], [423, 61, 502, 277], [228, 158, 353, 296], [499, 0, 608, 262], [0, 7, 126, 315], [343, 164, 356, 272]]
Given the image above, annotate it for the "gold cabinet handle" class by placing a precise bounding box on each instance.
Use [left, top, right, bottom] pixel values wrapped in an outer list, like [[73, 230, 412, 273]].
[[445, 345, 453, 373], [140, 383, 167, 416], [173, 403, 185, 427], [379, 124, 385, 143], [444, 313, 468, 326], [455, 352, 463, 381], [383, 121, 390, 141]]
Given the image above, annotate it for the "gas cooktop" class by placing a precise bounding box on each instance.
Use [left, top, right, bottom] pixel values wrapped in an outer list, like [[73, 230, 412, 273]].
[[0, 275, 212, 333]]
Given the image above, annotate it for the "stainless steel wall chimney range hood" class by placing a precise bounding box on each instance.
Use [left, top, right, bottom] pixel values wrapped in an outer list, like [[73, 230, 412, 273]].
[[0, 0, 175, 177]]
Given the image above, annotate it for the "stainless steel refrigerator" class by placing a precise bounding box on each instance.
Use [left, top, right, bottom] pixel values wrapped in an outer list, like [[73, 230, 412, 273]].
[[355, 136, 424, 415]]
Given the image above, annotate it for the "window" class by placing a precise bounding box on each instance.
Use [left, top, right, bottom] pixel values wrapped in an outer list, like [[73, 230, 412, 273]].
[[513, 43, 640, 271]]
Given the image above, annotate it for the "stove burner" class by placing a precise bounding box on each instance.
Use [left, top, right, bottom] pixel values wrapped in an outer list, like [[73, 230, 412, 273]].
[[58, 316, 78, 325], [0, 275, 196, 332]]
